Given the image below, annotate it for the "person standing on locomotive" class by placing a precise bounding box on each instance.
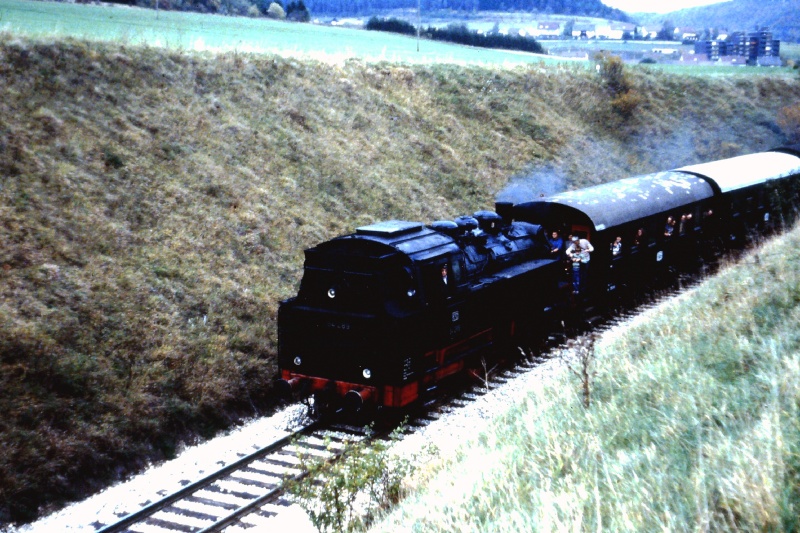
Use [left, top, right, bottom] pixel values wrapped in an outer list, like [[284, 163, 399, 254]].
[[440, 263, 453, 299], [567, 235, 594, 293]]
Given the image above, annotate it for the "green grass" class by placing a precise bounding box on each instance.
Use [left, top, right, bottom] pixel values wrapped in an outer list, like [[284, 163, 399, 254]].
[[0, 0, 570, 65], [370, 225, 800, 532]]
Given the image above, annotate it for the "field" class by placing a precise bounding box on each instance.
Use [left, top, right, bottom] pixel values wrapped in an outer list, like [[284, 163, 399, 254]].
[[1, 0, 798, 74], [0, 0, 567, 66]]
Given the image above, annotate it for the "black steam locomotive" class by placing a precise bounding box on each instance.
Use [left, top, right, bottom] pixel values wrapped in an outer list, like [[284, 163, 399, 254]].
[[277, 145, 800, 419]]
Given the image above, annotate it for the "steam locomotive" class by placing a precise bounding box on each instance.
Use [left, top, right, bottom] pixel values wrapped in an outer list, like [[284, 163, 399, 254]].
[[277, 145, 800, 419]]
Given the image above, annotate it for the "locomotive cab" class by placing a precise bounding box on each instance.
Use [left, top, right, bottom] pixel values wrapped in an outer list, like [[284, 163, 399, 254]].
[[278, 220, 466, 417]]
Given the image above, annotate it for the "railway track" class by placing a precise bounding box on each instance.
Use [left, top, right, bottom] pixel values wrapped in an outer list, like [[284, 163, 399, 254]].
[[89, 275, 707, 533], [93, 420, 368, 533]]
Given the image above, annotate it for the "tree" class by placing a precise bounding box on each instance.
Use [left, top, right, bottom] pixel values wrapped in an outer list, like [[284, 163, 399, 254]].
[[266, 1, 285, 18], [562, 19, 574, 38], [657, 20, 675, 41], [286, 0, 310, 21]]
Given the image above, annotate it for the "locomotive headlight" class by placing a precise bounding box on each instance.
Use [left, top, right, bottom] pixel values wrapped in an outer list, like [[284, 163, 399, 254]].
[[327, 287, 336, 299], [362, 368, 372, 380], [293, 356, 302, 366]]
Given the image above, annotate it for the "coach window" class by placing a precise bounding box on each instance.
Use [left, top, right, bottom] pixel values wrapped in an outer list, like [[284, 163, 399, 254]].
[[678, 213, 694, 236], [663, 216, 676, 238], [631, 227, 645, 252]]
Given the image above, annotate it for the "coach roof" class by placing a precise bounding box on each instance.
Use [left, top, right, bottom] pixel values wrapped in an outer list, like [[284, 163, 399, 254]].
[[676, 151, 800, 193], [514, 171, 714, 232]]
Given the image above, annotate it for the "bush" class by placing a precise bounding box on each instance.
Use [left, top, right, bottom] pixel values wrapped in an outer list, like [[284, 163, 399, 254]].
[[777, 104, 800, 143], [595, 52, 632, 96], [611, 90, 641, 119], [595, 52, 639, 119]]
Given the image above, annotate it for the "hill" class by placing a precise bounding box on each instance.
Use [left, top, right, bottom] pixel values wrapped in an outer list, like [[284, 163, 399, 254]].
[[98, 0, 631, 21], [305, 0, 630, 20], [634, 0, 800, 42], [1, 34, 799, 525]]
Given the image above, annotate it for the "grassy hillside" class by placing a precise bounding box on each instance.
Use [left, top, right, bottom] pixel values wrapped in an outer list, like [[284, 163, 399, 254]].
[[1, 34, 799, 524], [370, 223, 800, 532]]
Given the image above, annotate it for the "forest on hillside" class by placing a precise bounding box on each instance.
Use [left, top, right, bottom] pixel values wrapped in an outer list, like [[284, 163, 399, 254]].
[[302, 0, 629, 18], [105, 0, 629, 20]]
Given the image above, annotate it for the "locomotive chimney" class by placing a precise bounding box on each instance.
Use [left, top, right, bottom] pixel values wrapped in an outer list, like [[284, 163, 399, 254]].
[[495, 201, 514, 225]]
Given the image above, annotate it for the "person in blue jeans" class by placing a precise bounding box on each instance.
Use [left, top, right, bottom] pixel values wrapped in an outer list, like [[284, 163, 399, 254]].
[[566, 235, 594, 293]]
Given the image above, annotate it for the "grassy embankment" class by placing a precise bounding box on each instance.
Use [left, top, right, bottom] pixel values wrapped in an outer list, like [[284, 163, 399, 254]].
[[1, 33, 799, 524], [370, 225, 800, 532]]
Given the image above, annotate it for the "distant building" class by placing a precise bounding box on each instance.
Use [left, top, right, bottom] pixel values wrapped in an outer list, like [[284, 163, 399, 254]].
[[694, 40, 720, 61], [532, 22, 562, 40], [595, 22, 635, 40], [572, 23, 596, 39], [636, 26, 659, 40], [673, 27, 698, 43], [697, 28, 781, 66], [652, 47, 679, 57], [727, 31, 748, 56]]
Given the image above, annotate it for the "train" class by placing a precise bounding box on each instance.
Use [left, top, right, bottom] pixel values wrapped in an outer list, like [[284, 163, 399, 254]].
[[276, 145, 800, 420]]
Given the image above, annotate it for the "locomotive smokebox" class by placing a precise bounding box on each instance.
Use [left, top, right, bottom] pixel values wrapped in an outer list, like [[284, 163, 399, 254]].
[[495, 201, 514, 224]]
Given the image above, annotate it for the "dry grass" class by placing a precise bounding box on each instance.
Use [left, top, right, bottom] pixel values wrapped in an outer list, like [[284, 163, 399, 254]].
[[1, 34, 800, 524]]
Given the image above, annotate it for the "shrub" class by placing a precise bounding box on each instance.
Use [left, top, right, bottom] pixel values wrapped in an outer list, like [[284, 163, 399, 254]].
[[777, 104, 800, 142], [594, 52, 632, 97], [594, 52, 639, 119], [611, 90, 642, 119], [287, 424, 419, 532]]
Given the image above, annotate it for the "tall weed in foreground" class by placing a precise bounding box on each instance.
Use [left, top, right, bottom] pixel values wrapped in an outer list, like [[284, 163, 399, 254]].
[[287, 424, 420, 533], [368, 224, 800, 532]]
